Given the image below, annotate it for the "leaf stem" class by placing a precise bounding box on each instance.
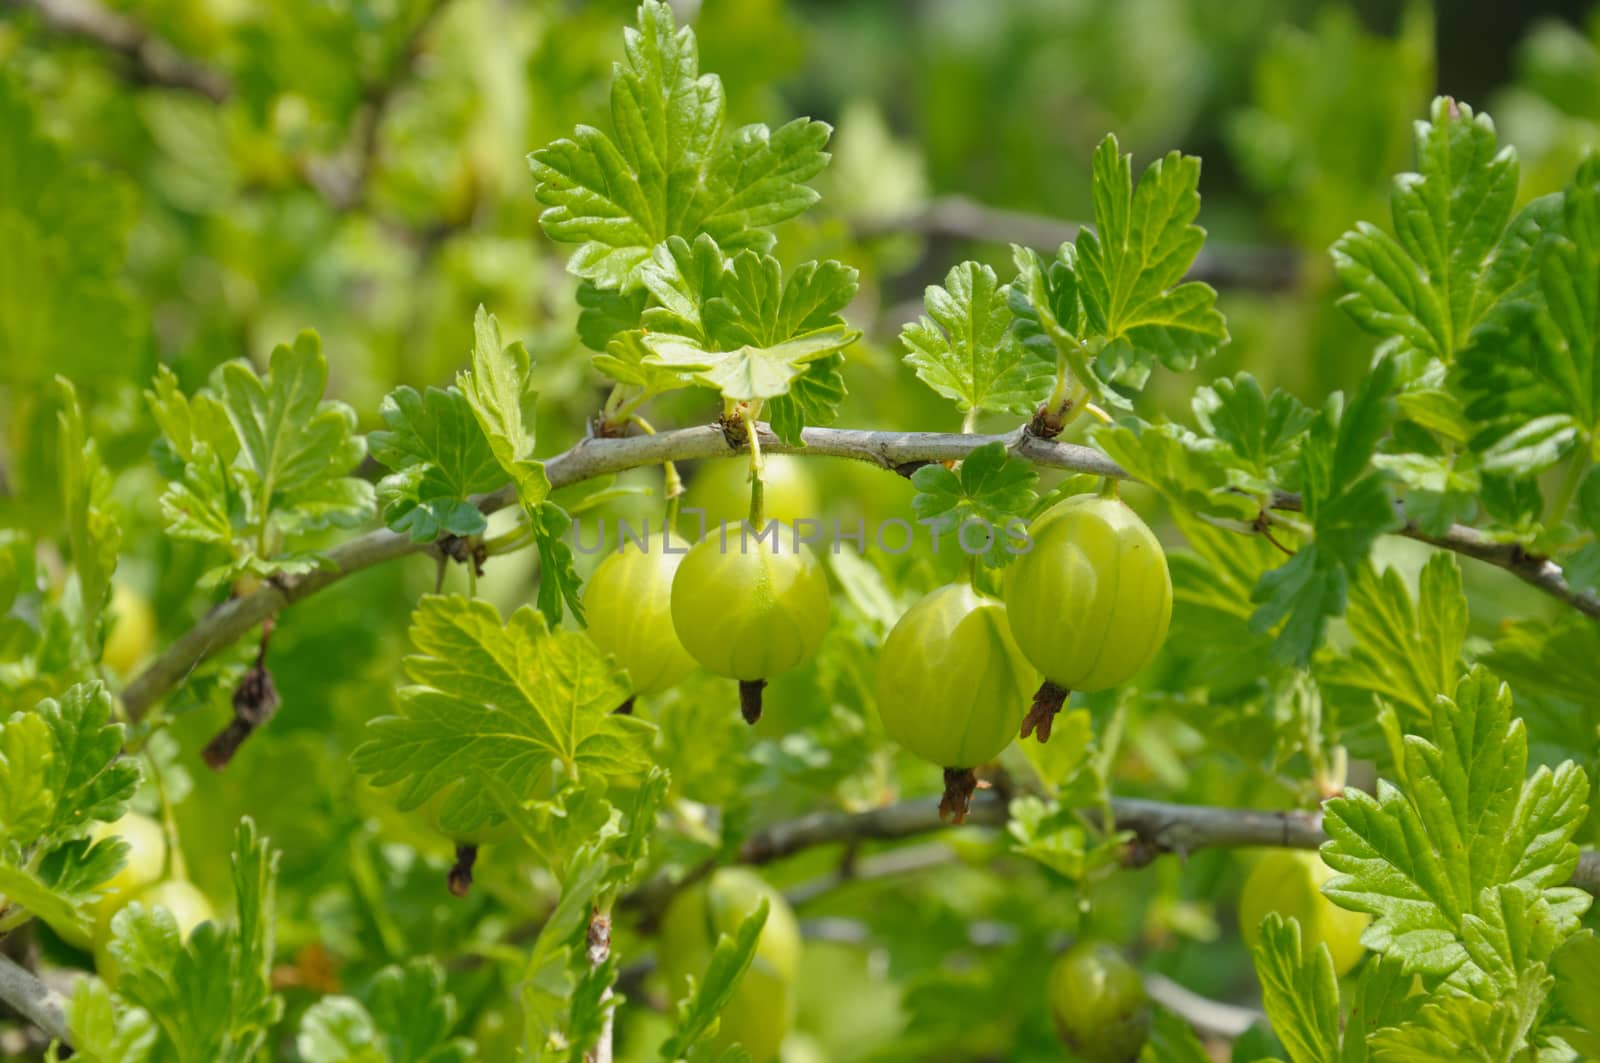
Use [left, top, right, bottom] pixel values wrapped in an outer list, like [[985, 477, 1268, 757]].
[[630, 416, 683, 531], [744, 407, 766, 528], [1547, 446, 1592, 527]]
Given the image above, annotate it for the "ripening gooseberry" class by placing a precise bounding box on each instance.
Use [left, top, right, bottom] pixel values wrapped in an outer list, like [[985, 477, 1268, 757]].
[[1003, 495, 1171, 741], [1048, 941, 1151, 1063], [585, 535, 697, 698], [669, 527, 830, 723], [875, 583, 1035, 821]]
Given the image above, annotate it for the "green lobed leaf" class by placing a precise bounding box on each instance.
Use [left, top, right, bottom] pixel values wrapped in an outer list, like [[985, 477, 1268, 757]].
[[352, 595, 650, 835], [659, 899, 769, 1060], [1009, 243, 1097, 401], [528, 1, 829, 291], [1458, 153, 1600, 479], [640, 242, 859, 428], [65, 976, 157, 1063], [459, 306, 552, 509], [1331, 97, 1534, 373], [1248, 913, 1343, 1063], [521, 844, 611, 1061], [146, 365, 238, 469], [218, 331, 374, 534], [1338, 957, 1424, 1063], [1320, 668, 1592, 981], [0, 682, 138, 867], [107, 819, 284, 1063], [1139, 1006, 1213, 1063], [1191, 373, 1314, 490], [370, 385, 504, 543], [576, 281, 648, 353], [1093, 420, 1259, 523], [909, 441, 1038, 568], [1250, 357, 1402, 665], [901, 260, 1051, 416], [298, 960, 476, 1063], [1318, 553, 1468, 727], [1366, 966, 1550, 1062], [531, 501, 587, 627], [566, 953, 619, 1063], [54, 378, 121, 665], [296, 998, 385, 1063], [1483, 612, 1600, 708], [1548, 932, 1600, 1056], [1075, 134, 1228, 380]]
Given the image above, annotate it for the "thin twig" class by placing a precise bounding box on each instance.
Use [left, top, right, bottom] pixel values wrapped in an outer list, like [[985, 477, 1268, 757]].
[[730, 790, 1600, 895], [1143, 972, 1264, 1040], [853, 196, 1301, 291], [5, 0, 230, 100], [119, 422, 1599, 720], [586, 908, 614, 1063], [0, 954, 69, 1046], [10, 0, 456, 223], [302, 0, 451, 210], [784, 842, 956, 906]]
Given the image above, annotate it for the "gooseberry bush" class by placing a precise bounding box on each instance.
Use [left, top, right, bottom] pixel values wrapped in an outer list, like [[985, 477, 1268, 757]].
[[3, 1, 1600, 1060]]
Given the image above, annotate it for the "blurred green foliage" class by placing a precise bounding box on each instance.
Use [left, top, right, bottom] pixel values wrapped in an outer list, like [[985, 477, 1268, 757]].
[[3, 0, 1600, 1060]]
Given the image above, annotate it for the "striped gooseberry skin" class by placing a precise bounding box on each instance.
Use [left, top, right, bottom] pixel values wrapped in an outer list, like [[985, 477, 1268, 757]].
[[669, 528, 830, 682], [875, 583, 1036, 768], [1003, 495, 1171, 692], [584, 536, 696, 696]]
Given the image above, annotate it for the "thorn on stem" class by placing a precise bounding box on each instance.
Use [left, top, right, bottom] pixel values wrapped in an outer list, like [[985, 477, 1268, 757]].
[[738, 679, 766, 725], [939, 767, 979, 824], [448, 843, 478, 897], [1021, 680, 1070, 743]]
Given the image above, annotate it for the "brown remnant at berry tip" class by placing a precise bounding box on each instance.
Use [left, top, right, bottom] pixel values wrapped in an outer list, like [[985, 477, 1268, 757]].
[[448, 843, 478, 897], [1021, 680, 1070, 743], [739, 679, 767, 725], [939, 767, 979, 824]]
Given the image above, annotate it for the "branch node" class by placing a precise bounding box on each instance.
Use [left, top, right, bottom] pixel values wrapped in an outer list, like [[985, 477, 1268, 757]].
[[1027, 401, 1070, 439], [438, 533, 486, 577], [719, 408, 751, 449]]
